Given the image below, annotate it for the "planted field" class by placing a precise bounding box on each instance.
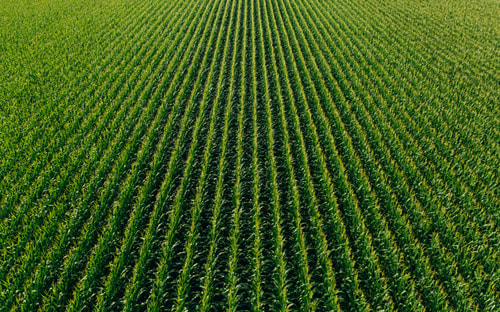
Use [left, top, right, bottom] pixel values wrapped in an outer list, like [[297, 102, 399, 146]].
[[1, 0, 499, 310]]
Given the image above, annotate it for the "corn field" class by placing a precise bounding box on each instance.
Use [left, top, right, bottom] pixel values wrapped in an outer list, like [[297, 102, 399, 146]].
[[1, 0, 499, 310]]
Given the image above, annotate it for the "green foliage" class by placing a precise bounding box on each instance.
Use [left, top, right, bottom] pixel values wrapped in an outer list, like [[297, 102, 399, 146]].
[[1, 0, 498, 310]]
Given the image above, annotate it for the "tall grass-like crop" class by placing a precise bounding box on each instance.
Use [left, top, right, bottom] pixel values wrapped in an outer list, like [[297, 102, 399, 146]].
[[1, 0, 498, 310]]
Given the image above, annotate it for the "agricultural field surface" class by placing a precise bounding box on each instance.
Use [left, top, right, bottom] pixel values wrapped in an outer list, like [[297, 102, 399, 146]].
[[1, 0, 499, 310]]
